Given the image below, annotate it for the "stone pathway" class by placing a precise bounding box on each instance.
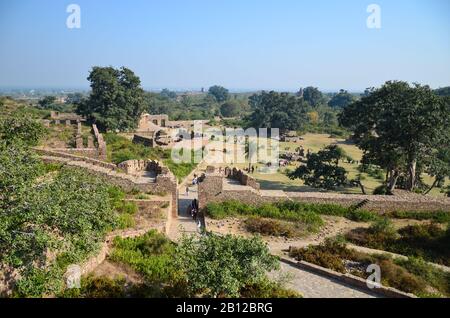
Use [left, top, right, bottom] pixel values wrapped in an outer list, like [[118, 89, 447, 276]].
[[168, 184, 201, 241], [269, 262, 380, 298]]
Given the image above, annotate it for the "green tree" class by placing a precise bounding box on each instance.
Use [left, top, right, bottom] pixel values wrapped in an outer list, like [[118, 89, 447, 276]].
[[0, 115, 46, 147], [302, 86, 324, 107], [208, 85, 229, 103], [423, 146, 450, 195], [248, 91, 308, 135], [174, 234, 279, 297], [288, 145, 348, 190], [340, 81, 450, 192], [220, 100, 241, 117], [76, 66, 145, 131], [328, 89, 355, 108], [65, 93, 84, 104], [160, 88, 177, 99], [38, 96, 57, 109]]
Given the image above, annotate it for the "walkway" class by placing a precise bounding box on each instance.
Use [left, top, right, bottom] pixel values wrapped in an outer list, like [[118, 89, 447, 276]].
[[269, 261, 380, 298], [168, 184, 201, 241]]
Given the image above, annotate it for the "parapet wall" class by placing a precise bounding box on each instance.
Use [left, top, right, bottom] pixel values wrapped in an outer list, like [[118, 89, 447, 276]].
[[223, 166, 260, 190], [198, 172, 450, 213], [37, 149, 178, 217]]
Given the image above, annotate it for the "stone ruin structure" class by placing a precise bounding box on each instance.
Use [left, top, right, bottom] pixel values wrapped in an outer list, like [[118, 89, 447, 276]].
[[40, 114, 107, 160]]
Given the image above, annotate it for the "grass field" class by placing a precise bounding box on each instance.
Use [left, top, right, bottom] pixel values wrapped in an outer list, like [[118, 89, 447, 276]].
[[209, 133, 447, 197]]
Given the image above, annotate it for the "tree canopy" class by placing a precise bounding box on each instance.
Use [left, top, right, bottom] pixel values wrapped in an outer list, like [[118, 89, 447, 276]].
[[247, 91, 308, 134], [328, 89, 355, 108], [302, 86, 324, 107], [76, 66, 145, 131], [220, 100, 241, 117], [339, 81, 450, 192], [208, 85, 229, 103], [288, 145, 348, 190], [174, 233, 279, 297]]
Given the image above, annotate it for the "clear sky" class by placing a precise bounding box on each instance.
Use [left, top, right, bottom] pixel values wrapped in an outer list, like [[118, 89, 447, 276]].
[[0, 0, 449, 91]]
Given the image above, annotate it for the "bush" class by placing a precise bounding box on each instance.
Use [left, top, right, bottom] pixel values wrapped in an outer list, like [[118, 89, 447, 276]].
[[205, 200, 324, 231], [387, 210, 450, 223], [346, 222, 450, 266], [239, 278, 301, 298], [110, 231, 180, 284], [174, 233, 279, 298], [244, 217, 295, 237], [289, 239, 435, 296], [373, 185, 389, 195]]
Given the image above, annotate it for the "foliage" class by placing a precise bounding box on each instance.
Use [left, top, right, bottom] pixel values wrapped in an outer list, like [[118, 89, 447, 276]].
[[37, 96, 57, 109], [328, 89, 355, 108], [239, 278, 301, 298], [76, 66, 146, 131], [208, 85, 229, 103], [0, 115, 46, 147], [174, 233, 279, 297], [205, 200, 324, 228], [163, 148, 200, 182], [110, 231, 180, 284], [340, 81, 450, 192], [220, 100, 241, 117], [160, 88, 177, 99], [301, 86, 324, 107], [244, 217, 313, 238], [206, 200, 379, 224], [1, 162, 120, 297], [386, 210, 450, 223], [104, 133, 167, 164], [288, 145, 348, 190], [247, 91, 309, 135], [289, 238, 449, 296], [346, 222, 450, 266]]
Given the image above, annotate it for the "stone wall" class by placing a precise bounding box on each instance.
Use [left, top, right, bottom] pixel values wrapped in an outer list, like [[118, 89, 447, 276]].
[[133, 134, 154, 147], [222, 166, 260, 190], [198, 173, 450, 213], [38, 149, 179, 217]]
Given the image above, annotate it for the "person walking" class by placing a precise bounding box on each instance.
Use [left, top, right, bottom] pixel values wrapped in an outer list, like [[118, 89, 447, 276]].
[[186, 185, 189, 196]]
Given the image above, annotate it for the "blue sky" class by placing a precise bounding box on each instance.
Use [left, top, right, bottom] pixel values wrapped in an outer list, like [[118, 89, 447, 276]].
[[0, 0, 449, 91]]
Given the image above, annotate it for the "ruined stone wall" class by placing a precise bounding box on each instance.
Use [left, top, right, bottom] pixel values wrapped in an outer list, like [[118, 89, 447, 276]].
[[132, 134, 154, 147], [198, 175, 282, 209], [198, 174, 450, 213]]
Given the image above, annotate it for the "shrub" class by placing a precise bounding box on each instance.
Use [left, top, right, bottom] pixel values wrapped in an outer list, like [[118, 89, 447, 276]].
[[239, 278, 301, 298], [387, 210, 450, 223], [174, 233, 279, 298], [373, 185, 389, 195], [110, 231, 180, 284], [244, 217, 294, 237], [347, 222, 450, 266], [205, 200, 324, 231], [117, 213, 136, 229]]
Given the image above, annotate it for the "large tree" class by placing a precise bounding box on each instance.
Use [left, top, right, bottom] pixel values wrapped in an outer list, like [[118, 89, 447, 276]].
[[302, 86, 324, 107], [220, 100, 241, 117], [288, 145, 348, 190], [208, 85, 229, 103], [340, 81, 450, 192], [248, 91, 308, 135], [76, 66, 145, 131], [328, 89, 355, 108]]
